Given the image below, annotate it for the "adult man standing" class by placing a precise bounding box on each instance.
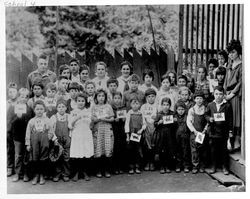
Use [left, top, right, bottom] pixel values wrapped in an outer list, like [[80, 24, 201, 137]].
[[26, 54, 57, 92]]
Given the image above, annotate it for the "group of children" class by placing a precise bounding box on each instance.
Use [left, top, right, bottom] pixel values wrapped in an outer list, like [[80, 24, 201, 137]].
[[6, 54, 234, 186]]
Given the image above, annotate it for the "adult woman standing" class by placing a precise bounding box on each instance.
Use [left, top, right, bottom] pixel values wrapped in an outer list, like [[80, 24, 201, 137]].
[[117, 61, 133, 94], [224, 40, 242, 151]]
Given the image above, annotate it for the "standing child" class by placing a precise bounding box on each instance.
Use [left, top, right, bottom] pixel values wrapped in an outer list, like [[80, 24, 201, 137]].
[[67, 82, 80, 112], [44, 83, 58, 118], [138, 69, 158, 93], [92, 61, 109, 91], [69, 93, 93, 181], [25, 100, 55, 185], [177, 75, 188, 88], [125, 97, 146, 174], [110, 91, 127, 174], [7, 88, 34, 181], [50, 99, 71, 182], [140, 88, 157, 171], [215, 66, 227, 87], [27, 81, 45, 110], [206, 86, 233, 175], [174, 101, 191, 173], [186, 91, 209, 174], [107, 77, 119, 103], [55, 65, 71, 87], [123, 74, 145, 110], [91, 89, 114, 178], [178, 87, 194, 111], [6, 82, 18, 177], [85, 81, 96, 108], [154, 97, 176, 174]]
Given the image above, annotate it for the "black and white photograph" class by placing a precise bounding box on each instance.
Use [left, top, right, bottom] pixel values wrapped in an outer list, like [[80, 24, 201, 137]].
[[1, 0, 247, 197]]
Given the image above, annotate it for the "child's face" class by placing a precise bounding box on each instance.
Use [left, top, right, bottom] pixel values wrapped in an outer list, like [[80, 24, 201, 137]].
[[197, 68, 206, 80], [97, 92, 105, 104], [177, 106, 185, 116], [70, 61, 79, 74], [194, 96, 204, 106], [57, 103, 67, 115], [18, 93, 28, 103], [113, 94, 122, 105], [80, 70, 89, 81], [108, 83, 118, 93], [216, 74, 225, 82], [86, 84, 95, 96], [208, 64, 215, 72], [34, 104, 45, 117], [96, 64, 106, 78], [168, 73, 176, 85], [33, 85, 43, 97], [37, 58, 48, 73], [218, 55, 226, 66], [229, 49, 239, 61], [129, 81, 139, 91], [144, 74, 153, 85], [121, 64, 131, 78], [61, 69, 71, 79], [180, 90, 189, 102], [8, 88, 18, 100], [162, 102, 170, 112], [146, 94, 156, 104], [214, 89, 224, 103], [131, 100, 140, 111], [161, 78, 170, 90], [59, 79, 69, 90], [178, 78, 187, 87], [46, 88, 56, 98], [76, 96, 86, 109], [69, 89, 79, 99]]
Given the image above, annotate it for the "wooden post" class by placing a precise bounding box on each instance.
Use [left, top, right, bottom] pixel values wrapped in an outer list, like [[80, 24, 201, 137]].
[[190, 5, 194, 70], [178, 5, 184, 75], [55, 6, 59, 75], [196, 5, 199, 66]]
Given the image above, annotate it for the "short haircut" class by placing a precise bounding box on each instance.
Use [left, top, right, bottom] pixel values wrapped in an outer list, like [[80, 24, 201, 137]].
[[38, 54, 47, 60], [143, 68, 154, 81], [161, 97, 171, 106], [68, 82, 80, 91], [208, 58, 219, 68], [179, 86, 191, 95], [45, 82, 57, 92], [32, 80, 44, 90], [76, 92, 90, 108], [178, 75, 188, 83], [69, 58, 79, 65], [215, 66, 226, 76], [145, 88, 156, 97], [113, 91, 122, 98], [59, 64, 70, 75], [19, 88, 29, 97], [120, 61, 133, 75], [79, 64, 90, 74], [94, 89, 108, 104], [214, 85, 225, 93], [175, 100, 186, 110], [56, 98, 67, 107], [226, 39, 242, 55], [218, 50, 228, 63], [161, 74, 171, 83], [95, 61, 107, 70], [58, 75, 69, 81], [128, 74, 140, 83], [193, 90, 204, 99], [130, 96, 140, 104], [34, 100, 46, 109], [85, 80, 96, 89], [107, 77, 119, 87]]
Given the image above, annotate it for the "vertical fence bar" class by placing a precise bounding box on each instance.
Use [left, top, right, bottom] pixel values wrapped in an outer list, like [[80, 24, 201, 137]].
[[232, 4, 235, 40], [178, 5, 184, 75], [196, 4, 199, 66], [185, 5, 190, 69], [190, 5, 194, 70], [206, 4, 210, 65], [217, 4, 221, 52], [221, 4, 225, 49], [237, 4, 240, 40], [226, 4, 230, 44], [211, 4, 216, 57], [201, 5, 205, 63]]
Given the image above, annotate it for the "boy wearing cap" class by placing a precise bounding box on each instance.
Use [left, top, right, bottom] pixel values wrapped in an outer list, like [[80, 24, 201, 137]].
[[186, 90, 209, 174], [174, 101, 191, 173], [205, 86, 233, 175], [140, 88, 157, 171], [50, 99, 71, 182], [123, 74, 145, 110]]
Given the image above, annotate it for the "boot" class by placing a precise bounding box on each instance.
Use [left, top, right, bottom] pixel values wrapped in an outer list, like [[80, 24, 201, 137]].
[[39, 174, 45, 185], [32, 174, 39, 185]]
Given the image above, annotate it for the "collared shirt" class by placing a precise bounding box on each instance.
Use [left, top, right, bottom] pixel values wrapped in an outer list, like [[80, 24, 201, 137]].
[[71, 74, 81, 84], [26, 69, 57, 91], [213, 99, 227, 112]]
